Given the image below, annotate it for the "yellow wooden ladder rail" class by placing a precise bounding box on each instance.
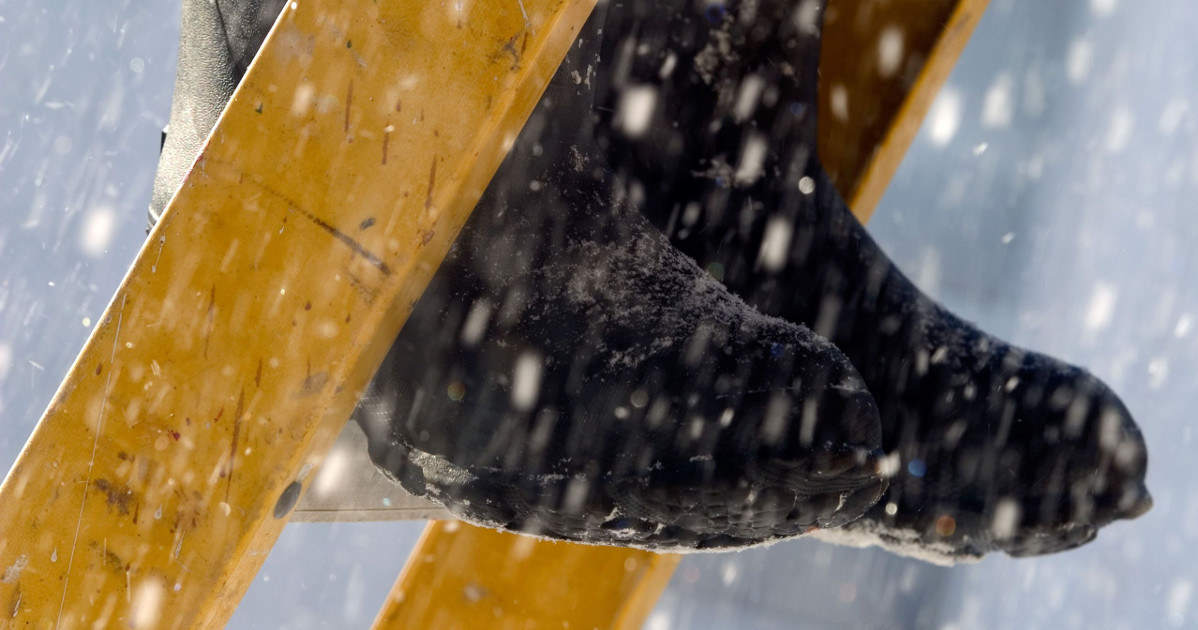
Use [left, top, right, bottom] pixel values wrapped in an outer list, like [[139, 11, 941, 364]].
[[0, 0, 596, 627], [0, 0, 987, 627], [372, 1, 990, 628]]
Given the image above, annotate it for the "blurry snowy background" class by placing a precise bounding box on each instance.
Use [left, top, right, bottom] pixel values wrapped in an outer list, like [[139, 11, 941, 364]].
[[1, 0, 1195, 627]]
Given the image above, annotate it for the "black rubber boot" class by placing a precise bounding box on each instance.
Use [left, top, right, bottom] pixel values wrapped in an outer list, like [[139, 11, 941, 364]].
[[148, 0, 887, 551], [149, 0, 1151, 561], [589, 0, 1151, 561]]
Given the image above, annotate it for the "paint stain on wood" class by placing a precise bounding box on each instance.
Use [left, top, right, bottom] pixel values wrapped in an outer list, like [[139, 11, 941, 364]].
[[91, 479, 138, 517]]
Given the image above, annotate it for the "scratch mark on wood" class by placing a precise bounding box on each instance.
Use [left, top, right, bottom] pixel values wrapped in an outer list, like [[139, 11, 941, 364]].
[[345, 80, 354, 134], [382, 130, 390, 165], [425, 157, 437, 211], [227, 389, 244, 501], [293, 207, 392, 275], [516, 0, 530, 28], [255, 359, 263, 388], [57, 293, 126, 629], [207, 159, 392, 275], [204, 286, 216, 358]]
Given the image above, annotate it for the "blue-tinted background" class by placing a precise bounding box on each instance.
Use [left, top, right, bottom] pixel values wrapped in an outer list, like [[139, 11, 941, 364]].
[[1, 0, 1193, 627]]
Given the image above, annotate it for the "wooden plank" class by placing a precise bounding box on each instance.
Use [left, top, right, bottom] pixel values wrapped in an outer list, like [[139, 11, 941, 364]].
[[819, 0, 991, 220], [0, 0, 595, 627], [372, 523, 681, 630]]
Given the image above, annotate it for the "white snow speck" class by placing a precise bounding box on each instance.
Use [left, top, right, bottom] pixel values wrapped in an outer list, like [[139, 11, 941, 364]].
[[645, 610, 672, 630], [460, 299, 493, 346], [1174, 314, 1192, 338], [877, 26, 904, 78], [1166, 579, 1193, 628], [1066, 38, 1093, 84], [991, 498, 1021, 539], [734, 133, 768, 185], [615, 84, 657, 138], [0, 343, 11, 383], [1148, 357, 1170, 390], [291, 83, 315, 117], [1104, 107, 1135, 153], [1090, 0, 1118, 16], [721, 561, 740, 585], [131, 580, 165, 628], [312, 446, 350, 497], [562, 476, 590, 514], [1159, 97, 1189, 135], [916, 246, 942, 295], [798, 398, 818, 446], [79, 206, 116, 258], [798, 175, 816, 194], [658, 52, 677, 79], [1084, 282, 1118, 332], [829, 83, 849, 121], [793, 0, 821, 35], [732, 74, 766, 122], [927, 88, 962, 146], [511, 352, 543, 412], [982, 72, 1015, 128], [760, 393, 790, 444], [877, 453, 901, 478], [757, 216, 793, 272], [1098, 407, 1125, 452]]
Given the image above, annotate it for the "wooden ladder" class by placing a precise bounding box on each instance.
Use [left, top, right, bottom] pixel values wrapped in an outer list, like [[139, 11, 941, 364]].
[[0, 0, 987, 627]]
